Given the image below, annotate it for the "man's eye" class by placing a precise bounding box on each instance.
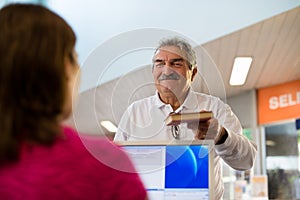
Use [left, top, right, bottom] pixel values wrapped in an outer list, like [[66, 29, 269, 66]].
[[173, 62, 183, 67], [155, 63, 164, 67]]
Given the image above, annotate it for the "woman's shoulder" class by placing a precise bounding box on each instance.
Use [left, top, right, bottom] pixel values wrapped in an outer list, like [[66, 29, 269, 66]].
[[62, 126, 137, 173]]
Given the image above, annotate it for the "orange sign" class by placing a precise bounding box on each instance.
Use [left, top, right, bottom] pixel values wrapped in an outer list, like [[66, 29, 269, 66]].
[[257, 79, 300, 125]]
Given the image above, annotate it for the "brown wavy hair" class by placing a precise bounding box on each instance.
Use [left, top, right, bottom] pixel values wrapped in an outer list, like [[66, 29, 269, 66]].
[[0, 4, 76, 164]]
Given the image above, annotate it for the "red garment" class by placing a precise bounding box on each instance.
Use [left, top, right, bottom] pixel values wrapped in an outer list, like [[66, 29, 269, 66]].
[[0, 126, 147, 200]]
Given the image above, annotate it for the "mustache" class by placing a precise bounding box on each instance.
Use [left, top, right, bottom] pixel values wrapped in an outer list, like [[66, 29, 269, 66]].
[[158, 73, 180, 81]]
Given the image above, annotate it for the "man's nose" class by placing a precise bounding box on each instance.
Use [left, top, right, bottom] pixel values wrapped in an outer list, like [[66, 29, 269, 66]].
[[163, 65, 174, 75], [161, 63, 175, 74]]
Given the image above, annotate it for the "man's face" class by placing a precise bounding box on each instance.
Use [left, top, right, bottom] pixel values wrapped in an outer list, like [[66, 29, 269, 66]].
[[152, 45, 197, 100]]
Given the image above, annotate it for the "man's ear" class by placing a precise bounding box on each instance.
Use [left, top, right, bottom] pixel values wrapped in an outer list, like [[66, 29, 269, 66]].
[[191, 67, 197, 81]]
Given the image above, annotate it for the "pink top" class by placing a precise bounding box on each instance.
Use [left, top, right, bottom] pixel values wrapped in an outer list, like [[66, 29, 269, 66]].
[[0, 126, 147, 200]]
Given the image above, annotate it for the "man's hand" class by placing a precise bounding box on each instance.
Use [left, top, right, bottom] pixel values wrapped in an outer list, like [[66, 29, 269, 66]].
[[187, 117, 218, 139], [187, 117, 228, 144]]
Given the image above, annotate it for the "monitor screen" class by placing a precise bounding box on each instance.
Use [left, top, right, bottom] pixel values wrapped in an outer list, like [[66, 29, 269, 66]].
[[120, 140, 214, 200]]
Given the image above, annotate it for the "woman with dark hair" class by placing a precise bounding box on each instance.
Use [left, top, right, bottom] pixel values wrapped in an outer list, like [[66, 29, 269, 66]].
[[0, 4, 147, 200]]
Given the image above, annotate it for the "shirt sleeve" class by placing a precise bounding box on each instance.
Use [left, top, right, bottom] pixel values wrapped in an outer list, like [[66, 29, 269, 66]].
[[114, 106, 132, 142], [213, 99, 257, 170]]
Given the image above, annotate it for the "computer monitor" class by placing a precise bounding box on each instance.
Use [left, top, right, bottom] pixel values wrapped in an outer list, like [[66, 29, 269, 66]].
[[118, 140, 215, 200]]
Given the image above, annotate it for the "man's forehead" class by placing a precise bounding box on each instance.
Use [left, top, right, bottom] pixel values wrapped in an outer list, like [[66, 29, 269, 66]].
[[153, 46, 187, 60]]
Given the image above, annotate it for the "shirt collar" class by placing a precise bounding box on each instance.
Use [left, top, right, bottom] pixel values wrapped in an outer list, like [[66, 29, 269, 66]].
[[153, 88, 199, 112], [178, 89, 199, 112], [154, 91, 166, 109]]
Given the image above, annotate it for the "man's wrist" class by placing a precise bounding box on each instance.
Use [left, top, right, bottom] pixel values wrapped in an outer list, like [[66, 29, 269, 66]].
[[215, 127, 228, 145]]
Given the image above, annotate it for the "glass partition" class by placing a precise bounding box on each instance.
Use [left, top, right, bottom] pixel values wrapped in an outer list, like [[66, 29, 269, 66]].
[[265, 121, 300, 199]]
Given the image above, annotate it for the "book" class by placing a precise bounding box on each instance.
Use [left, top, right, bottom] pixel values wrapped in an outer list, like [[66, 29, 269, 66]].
[[164, 111, 213, 126]]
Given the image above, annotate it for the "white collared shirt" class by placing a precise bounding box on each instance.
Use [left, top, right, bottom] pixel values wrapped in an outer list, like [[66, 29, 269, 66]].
[[114, 90, 257, 199]]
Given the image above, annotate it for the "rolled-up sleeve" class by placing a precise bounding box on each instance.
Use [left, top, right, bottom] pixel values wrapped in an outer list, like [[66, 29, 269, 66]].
[[215, 131, 257, 170], [214, 98, 257, 170]]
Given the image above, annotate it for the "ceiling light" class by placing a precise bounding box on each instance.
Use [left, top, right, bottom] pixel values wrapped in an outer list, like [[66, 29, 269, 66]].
[[229, 57, 252, 86], [100, 120, 117, 132]]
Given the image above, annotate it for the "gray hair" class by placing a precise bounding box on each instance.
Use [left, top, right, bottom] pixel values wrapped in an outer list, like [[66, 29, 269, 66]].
[[154, 36, 197, 70]]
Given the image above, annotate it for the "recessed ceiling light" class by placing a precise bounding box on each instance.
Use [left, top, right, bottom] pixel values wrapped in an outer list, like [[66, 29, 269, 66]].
[[100, 120, 117, 132], [229, 57, 252, 86]]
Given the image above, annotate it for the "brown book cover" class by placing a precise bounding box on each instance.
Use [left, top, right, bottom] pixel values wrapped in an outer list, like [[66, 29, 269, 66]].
[[165, 111, 213, 126]]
